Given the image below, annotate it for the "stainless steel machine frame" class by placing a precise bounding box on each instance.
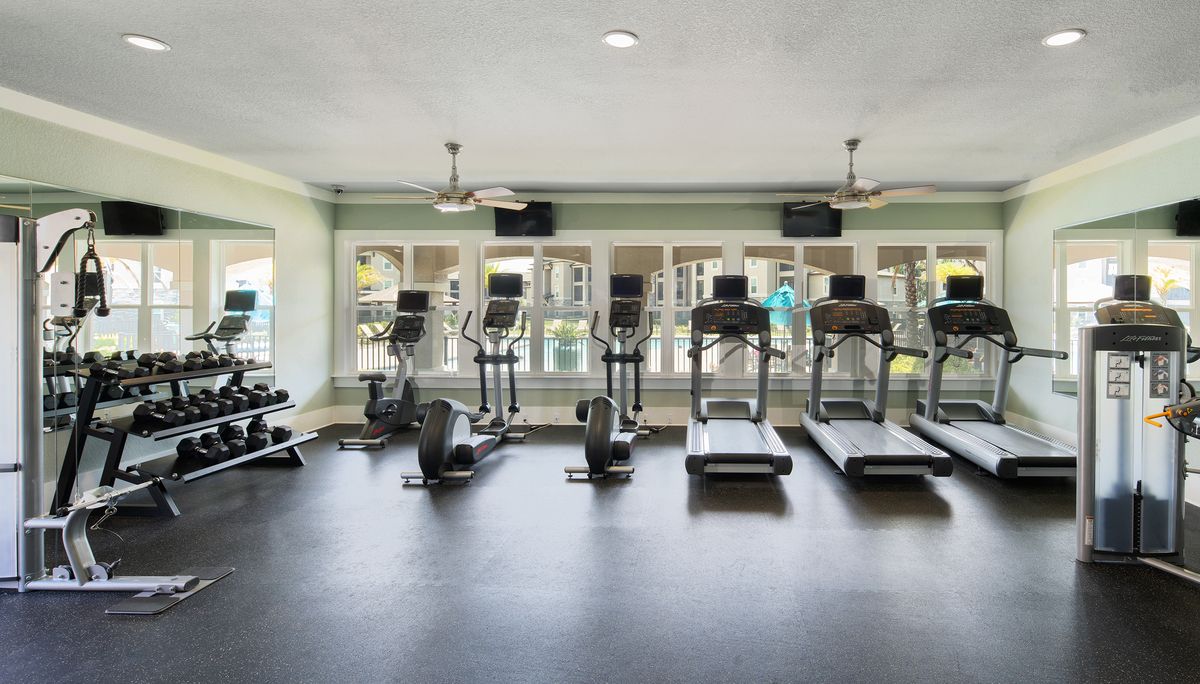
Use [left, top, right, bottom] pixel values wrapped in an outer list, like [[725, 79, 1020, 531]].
[[1075, 321, 1200, 585]]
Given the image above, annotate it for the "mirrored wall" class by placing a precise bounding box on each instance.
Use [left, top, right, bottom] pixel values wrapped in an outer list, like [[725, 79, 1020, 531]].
[[0, 174, 275, 364], [1052, 197, 1199, 395]]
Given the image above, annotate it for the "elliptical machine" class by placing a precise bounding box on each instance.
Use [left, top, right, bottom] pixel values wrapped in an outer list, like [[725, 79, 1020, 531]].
[[403, 273, 545, 484], [339, 290, 431, 449], [565, 274, 655, 479]]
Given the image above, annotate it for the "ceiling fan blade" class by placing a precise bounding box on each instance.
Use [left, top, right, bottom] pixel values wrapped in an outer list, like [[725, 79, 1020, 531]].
[[397, 180, 441, 194], [849, 177, 880, 193], [787, 202, 827, 210], [0, 203, 30, 211], [878, 184, 937, 197], [371, 195, 436, 200], [868, 197, 889, 209], [476, 199, 527, 211], [776, 193, 829, 199], [467, 187, 515, 199]]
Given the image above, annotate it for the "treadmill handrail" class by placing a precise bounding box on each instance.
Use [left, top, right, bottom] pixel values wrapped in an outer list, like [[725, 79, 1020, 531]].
[[937, 332, 1064, 362], [688, 333, 784, 359], [816, 332, 927, 362]]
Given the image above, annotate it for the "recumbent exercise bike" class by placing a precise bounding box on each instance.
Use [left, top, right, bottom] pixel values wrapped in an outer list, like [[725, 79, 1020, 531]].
[[339, 290, 431, 449]]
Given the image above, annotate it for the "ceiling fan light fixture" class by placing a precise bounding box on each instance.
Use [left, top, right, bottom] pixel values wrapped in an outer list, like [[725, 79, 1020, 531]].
[[434, 201, 474, 213], [122, 33, 171, 51], [830, 198, 869, 210], [1042, 28, 1086, 47], [602, 30, 639, 48]]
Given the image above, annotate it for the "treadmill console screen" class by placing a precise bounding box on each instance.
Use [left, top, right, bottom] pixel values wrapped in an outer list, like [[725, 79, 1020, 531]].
[[610, 299, 642, 329], [928, 303, 1011, 335], [483, 299, 520, 329], [694, 302, 767, 335], [1095, 302, 1183, 327], [811, 302, 886, 333]]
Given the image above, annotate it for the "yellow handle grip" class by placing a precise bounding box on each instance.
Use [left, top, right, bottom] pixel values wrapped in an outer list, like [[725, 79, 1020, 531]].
[[1144, 411, 1170, 427]]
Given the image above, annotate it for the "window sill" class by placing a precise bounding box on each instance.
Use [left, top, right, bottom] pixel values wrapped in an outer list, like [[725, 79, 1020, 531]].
[[332, 373, 995, 392]]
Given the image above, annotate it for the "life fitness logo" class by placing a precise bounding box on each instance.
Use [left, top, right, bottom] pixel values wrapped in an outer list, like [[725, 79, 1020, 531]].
[[1120, 335, 1164, 343]]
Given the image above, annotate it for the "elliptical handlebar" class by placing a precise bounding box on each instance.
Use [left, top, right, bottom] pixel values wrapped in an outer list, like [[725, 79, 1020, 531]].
[[506, 311, 528, 355], [460, 310, 483, 352], [589, 310, 612, 353], [184, 321, 216, 341], [368, 319, 397, 341], [631, 310, 654, 353]]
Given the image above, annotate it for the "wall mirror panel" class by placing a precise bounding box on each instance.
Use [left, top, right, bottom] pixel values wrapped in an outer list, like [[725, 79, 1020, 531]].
[[1052, 197, 1200, 396]]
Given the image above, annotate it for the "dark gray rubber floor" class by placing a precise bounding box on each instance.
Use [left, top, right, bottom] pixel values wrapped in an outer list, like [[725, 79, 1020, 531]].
[[5, 424, 1200, 683]]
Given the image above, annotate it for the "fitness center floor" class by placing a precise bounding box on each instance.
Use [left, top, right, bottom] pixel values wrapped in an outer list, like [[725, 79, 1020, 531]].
[[6, 424, 1200, 682]]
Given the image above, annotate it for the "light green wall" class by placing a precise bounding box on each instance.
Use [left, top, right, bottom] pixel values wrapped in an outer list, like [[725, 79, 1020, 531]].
[[1003, 135, 1200, 432], [335, 201, 1002, 232], [0, 107, 336, 414]]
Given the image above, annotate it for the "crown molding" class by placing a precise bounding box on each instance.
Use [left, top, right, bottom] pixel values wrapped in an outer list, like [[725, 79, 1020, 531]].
[[337, 191, 1003, 205], [0, 86, 335, 202]]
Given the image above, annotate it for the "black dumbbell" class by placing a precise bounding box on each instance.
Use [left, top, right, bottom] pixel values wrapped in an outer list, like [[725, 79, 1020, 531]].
[[214, 397, 235, 415], [167, 396, 191, 411], [225, 393, 248, 413], [182, 355, 205, 371], [192, 399, 220, 421], [138, 352, 183, 375], [177, 435, 230, 462], [213, 355, 234, 367], [273, 389, 290, 404], [246, 431, 269, 452], [220, 424, 246, 442], [247, 418, 269, 435], [199, 432, 222, 448], [101, 384, 125, 401], [270, 425, 294, 444], [224, 439, 247, 460], [252, 383, 274, 404], [43, 394, 58, 411], [133, 401, 188, 426], [82, 351, 107, 365], [180, 405, 202, 423], [243, 389, 270, 408], [109, 350, 137, 361], [56, 392, 78, 409], [217, 385, 242, 399]]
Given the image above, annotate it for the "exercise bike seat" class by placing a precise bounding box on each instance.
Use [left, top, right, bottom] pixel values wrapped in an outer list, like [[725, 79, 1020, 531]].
[[358, 372, 388, 383]]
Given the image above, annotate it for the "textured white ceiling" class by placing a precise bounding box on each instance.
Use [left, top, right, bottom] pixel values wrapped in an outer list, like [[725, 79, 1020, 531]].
[[1, 1, 1198, 193]]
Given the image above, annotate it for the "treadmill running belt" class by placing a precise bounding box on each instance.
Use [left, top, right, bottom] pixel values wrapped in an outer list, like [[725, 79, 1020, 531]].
[[952, 421, 1076, 464], [705, 419, 771, 459], [831, 420, 925, 458]]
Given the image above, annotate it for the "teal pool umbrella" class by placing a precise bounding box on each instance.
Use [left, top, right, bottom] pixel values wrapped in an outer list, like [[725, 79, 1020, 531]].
[[762, 283, 795, 325]]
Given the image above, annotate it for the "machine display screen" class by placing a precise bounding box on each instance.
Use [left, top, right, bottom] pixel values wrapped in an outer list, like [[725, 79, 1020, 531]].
[[937, 305, 997, 332], [610, 299, 642, 329], [699, 303, 760, 334], [819, 303, 882, 333], [392, 315, 425, 341], [483, 299, 520, 328]]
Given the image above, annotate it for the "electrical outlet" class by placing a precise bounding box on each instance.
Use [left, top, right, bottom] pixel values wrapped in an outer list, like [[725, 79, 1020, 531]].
[[554, 415, 560, 424]]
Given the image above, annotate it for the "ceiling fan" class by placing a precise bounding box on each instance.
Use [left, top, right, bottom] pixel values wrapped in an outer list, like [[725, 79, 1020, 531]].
[[777, 139, 936, 210], [372, 142, 527, 213]]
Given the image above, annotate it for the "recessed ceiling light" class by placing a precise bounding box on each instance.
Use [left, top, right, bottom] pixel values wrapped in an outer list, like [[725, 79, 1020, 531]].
[[1042, 29, 1086, 47], [602, 30, 639, 48], [122, 34, 171, 52]]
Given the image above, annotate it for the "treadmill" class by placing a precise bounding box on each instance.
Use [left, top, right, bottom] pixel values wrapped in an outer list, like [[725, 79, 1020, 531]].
[[684, 275, 792, 476], [910, 275, 1075, 478], [801, 274, 953, 477]]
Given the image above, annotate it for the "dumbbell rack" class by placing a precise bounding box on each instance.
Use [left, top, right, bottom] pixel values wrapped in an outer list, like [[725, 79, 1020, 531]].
[[51, 361, 315, 518], [42, 362, 164, 420]]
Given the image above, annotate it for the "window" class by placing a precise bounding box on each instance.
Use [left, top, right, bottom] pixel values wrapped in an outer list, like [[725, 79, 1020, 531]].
[[220, 241, 272, 361], [613, 244, 665, 373], [803, 245, 855, 373], [934, 245, 987, 376], [673, 244, 722, 372], [745, 244, 799, 374], [77, 240, 194, 358], [877, 245, 930, 376], [1053, 241, 1124, 377], [413, 244, 461, 373], [354, 242, 458, 372], [542, 244, 591, 373], [481, 243, 592, 373]]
